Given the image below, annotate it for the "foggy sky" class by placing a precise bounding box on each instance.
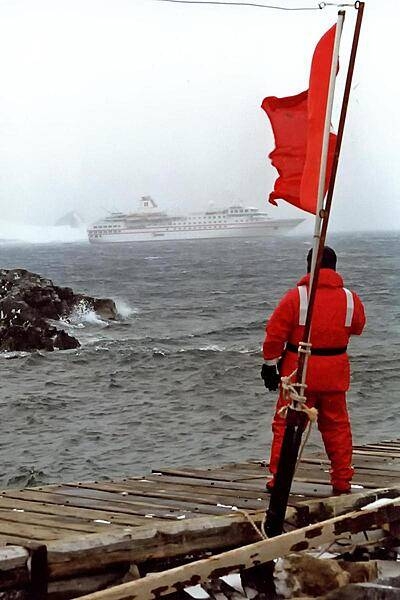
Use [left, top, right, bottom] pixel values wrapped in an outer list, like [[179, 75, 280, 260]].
[[0, 0, 398, 233]]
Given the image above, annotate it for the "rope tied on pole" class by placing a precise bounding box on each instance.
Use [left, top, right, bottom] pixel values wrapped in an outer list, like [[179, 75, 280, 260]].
[[216, 503, 267, 540], [279, 370, 318, 422], [279, 340, 318, 422]]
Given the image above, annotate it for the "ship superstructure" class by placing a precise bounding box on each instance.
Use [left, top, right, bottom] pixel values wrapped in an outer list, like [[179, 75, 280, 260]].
[[87, 196, 304, 243]]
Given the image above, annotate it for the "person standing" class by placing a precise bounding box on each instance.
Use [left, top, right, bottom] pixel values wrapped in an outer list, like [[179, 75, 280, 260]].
[[261, 246, 366, 495]]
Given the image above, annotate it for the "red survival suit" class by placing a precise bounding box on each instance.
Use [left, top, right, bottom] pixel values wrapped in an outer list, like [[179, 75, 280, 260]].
[[263, 268, 366, 492]]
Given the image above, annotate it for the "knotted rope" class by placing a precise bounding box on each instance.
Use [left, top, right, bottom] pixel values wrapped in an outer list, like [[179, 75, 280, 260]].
[[278, 342, 319, 468], [217, 504, 267, 540]]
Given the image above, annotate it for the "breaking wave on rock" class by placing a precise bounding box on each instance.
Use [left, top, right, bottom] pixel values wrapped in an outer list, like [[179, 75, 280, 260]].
[[68, 300, 109, 327], [114, 299, 138, 319]]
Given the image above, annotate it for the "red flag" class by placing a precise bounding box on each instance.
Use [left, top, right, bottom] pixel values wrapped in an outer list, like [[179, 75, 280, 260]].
[[262, 25, 338, 215]]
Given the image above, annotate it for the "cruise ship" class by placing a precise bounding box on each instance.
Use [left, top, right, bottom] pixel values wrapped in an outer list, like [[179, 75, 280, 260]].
[[87, 197, 304, 244]]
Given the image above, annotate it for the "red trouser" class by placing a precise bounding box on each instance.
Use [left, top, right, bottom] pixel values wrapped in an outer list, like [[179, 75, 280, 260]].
[[269, 390, 354, 491]]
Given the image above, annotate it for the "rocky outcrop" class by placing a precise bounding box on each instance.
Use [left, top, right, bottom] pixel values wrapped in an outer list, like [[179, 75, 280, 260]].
[[274, 553, 378, 598], [0, 268, 117, 352]]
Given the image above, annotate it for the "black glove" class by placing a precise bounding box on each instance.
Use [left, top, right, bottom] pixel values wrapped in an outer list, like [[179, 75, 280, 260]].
[[261, 363, 280, 391]]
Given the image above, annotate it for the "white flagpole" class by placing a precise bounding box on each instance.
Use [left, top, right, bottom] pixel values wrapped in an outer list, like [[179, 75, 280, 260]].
[[301, 11, 346, 392], [309, 12, 345, 283]]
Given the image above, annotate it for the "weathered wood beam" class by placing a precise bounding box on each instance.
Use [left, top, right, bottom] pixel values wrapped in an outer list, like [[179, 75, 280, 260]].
[[45, 511, 271, 580], [0, 545, 29, 590], [72, 497, 400, 600], [47, 566, 132, 599], [297, 486, 400, 522]]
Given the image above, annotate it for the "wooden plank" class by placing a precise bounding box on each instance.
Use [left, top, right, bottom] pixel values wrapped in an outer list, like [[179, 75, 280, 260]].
[[299, 457, 400, 471], [143, 474, 266, 491], [0, 496, 161, 528], [128, 475, 303, 509], [352, 449, 400, 458], [366, 442, 400, 452], [63, 482, 267, 511], [100, 476, 271, 500], [208, 462, 267, 472], [355, 442, 400, 448], [299, 463, 400, 480], [72, 497, 400, 600], [286, 480, 333, 497], [293, 467, 400, 489], [1, 489, 203, 520], [306, 451, 400, 463], [45, 486, 235, 516], [292, 476, 377, 490], [0, 518, 81, 542], [353, 445, 400, 453], [123, 475, 266, 500], [373, 441, 400, 448], [151, 467, 263, 482], [0, 507, 119, 534], [297, 464, 400, 479]]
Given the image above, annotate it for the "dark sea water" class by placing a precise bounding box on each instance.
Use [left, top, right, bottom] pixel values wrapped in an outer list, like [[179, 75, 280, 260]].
[[0, 233, 399, 488]]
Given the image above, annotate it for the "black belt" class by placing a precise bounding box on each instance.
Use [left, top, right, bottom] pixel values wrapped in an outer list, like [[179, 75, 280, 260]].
[[286, 342, 347, 356]]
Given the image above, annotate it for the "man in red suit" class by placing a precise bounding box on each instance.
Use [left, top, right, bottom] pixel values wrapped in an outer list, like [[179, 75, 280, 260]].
[[261, 247, 366, 494]]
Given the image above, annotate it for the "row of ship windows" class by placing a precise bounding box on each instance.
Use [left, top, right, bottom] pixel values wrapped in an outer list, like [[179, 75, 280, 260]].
[[92, 224, 254, 236], [92, 217, 253, 229], [173, 219, 248, 225], [93, 225, 121, 230], [172, 225, 228, 230], [93, 219, 252, 233], [184, 217, 224, 221], [175, 218, 251, 223]]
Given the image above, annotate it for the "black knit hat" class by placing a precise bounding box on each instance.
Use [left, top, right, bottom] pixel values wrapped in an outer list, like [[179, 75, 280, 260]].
[[307, 246, 337, 273]]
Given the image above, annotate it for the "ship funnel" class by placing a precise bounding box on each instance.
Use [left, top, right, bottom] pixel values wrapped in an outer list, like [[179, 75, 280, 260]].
[[140, 196, 158, 211]]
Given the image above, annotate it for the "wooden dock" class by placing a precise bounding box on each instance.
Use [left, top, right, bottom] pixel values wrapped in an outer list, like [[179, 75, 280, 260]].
[[1, 439, 400, 599]]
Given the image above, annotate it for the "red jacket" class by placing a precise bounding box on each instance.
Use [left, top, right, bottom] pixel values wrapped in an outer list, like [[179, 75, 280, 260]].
[[263, 269, 366, 392]]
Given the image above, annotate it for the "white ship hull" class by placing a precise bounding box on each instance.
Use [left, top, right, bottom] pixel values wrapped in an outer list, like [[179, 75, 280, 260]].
[[89, 219, 303, 244]]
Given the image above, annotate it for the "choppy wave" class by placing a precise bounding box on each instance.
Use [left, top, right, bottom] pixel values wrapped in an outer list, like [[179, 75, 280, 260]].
[[6, 467, 48, 488], [1, 351, 30, 360]]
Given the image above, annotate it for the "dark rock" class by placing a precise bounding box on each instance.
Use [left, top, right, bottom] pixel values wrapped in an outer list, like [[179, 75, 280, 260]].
[[0, 324, 54, 352], [274, 554, 378, 598], [92, 298, 117, 320], [274, 554, 349, 598], [53, 330, 80, 350], [0, 268, 116, 352], [72, 294, 117, 320], [0, 298, 37, 325], [378, 576, 400, 588]]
